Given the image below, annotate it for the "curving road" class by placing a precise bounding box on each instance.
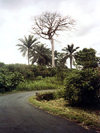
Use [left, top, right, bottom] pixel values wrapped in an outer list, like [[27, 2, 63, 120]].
[[0, 91, 96, 133]]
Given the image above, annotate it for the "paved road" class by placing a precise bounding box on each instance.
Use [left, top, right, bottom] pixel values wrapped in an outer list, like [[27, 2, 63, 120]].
[[0, 91, 96, 133]]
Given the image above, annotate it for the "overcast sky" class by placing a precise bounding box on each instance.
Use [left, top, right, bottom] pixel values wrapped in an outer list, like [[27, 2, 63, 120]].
[[0, 0, 100, 64]]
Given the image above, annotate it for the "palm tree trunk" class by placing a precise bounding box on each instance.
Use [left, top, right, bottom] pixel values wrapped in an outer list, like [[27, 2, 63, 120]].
[[50, 38, 55, 67], [28, 49, 29, 65], [70, 55, 72, 69]]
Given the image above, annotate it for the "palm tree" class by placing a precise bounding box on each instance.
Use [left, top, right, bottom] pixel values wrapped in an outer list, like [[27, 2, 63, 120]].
[[30, 44, 51, 66], [62, 44, 79, 69], [54, 51, 67, 68], [16, 35, 39, 65]]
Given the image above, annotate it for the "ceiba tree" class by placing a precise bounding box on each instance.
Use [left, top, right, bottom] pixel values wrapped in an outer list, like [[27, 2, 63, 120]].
[[32, 12, 74, 67]]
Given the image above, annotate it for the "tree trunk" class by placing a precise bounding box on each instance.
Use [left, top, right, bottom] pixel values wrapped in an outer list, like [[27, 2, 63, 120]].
[[28, 49, 29, 65], [50, 38, 55, 67], [70, 55, 72, 69]]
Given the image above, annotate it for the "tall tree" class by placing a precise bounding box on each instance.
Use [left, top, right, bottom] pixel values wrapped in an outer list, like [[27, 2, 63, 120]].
[[62, 44, 79, 69], [32, 12, 74, 67], [30, 44, 51, 66], [16, 35, 39, 65]]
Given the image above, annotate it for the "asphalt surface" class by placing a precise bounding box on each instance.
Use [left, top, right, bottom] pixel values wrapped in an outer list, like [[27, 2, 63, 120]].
[[0, 91, 97, 133]]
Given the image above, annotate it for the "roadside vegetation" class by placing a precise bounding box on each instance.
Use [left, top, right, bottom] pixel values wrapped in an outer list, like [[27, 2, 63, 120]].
[[17, 77, 64, 91], [0, 47, 100, 131], [29, 97, 100, 130], [0, 11, 100, 131], [0, 63, 65, 93]]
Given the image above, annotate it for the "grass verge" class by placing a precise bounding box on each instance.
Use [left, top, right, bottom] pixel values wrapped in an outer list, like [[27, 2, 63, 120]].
[[29, 96, 100, 131]]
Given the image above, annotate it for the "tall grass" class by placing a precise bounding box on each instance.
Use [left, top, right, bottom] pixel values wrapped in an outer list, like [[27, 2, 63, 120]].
[[17, 77, 64, 91]]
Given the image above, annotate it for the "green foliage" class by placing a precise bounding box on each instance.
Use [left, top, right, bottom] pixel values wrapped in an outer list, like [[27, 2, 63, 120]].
[[43, 77, 60, 85], [48, 67, 57, 77], [62, 44, 79, 69], [56, 67, 69, 84], [64, 69, 100, 106], [29, 97, 100, 130], [0, 63, 62, 93], [32, 65, 57, 77], [53, 88, 65, 99], [0, 68, 24, 93], [17, 35, 39, 64], [10, 72, 24, 88], [7, 64, 35, 80], [35, 76, 43, 80], [75, 48, 98, 69], [55, 51, 67, 68], [17, 77, 62, 91], [0, 62, 5, 67], [6, 64, 57, 80], [30, 44, 51, 66]]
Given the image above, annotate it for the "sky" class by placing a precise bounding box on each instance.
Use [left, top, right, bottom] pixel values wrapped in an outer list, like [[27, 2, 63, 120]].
[[0, 0, 100, 64]]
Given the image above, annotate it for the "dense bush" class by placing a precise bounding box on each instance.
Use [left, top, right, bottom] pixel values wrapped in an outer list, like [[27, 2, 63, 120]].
[[1, 64, 59, 81], [7, 64, 35, 80], [56, 67, 69, 84], [64, 69, 100, 106], [0, 68, 24, 93], [7, 64, 56, 80], [75, 48, 98, 69], [0, 63, 64, 93], [32, 65, 57, 77]]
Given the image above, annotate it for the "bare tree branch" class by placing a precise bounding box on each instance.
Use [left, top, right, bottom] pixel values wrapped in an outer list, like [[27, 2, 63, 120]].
[[32, 12, 75, 67]]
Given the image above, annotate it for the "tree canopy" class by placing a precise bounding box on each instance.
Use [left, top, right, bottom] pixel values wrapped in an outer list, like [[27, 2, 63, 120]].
[[16, 35, 39, 65], [75, 48, 98, 69], [62, 44, 79, 69], [30, 44, 51, 66]]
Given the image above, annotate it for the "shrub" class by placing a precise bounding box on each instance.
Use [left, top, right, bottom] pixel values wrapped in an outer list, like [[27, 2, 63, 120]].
[[7, 64, 35, 80], [10, 72, 24, 89], [53, 89, 65, 99], [32, 66, 57, 77], [56, 67, 69, 84], [0, 70, 24, 93], [64, 69, 100, 106]]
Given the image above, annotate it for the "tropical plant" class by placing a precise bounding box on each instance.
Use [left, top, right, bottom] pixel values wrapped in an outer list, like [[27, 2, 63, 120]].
[[30, 44, 51, 66], [55, 51, 67, 68], [64, 69, 100, 106], [16, 35, 39, 64], [0, 69, 24, 93], [62, 44, 79, 69]]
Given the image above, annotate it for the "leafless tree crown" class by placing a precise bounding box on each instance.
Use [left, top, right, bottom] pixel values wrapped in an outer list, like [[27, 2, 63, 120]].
[[32, 12, 75, 40]]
